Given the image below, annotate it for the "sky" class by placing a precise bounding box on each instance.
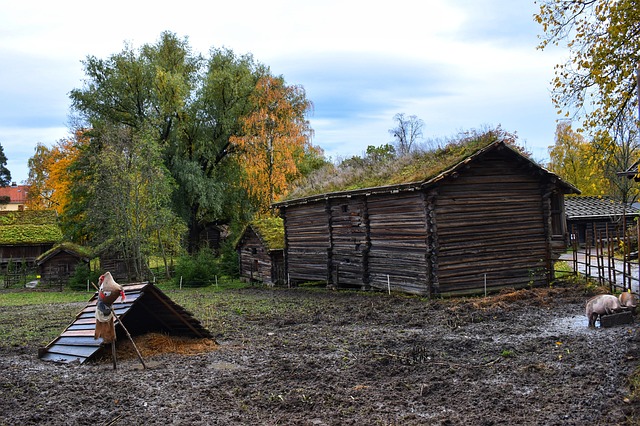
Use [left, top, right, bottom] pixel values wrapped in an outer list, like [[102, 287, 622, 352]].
[[0, 0, 567, 185]]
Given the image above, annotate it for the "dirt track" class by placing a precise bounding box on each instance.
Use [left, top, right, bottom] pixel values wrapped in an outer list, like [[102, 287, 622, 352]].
[[2, 284, 640, 425]]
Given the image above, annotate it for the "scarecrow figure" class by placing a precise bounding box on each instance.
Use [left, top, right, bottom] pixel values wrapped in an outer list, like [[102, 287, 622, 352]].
[[94, 271, 125, 343]]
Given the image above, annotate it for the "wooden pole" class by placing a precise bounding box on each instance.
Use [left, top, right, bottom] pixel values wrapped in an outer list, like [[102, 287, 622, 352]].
[[111, 340, 117, 370], [113, 313, 146, 369], [92, 281, 146, 369]]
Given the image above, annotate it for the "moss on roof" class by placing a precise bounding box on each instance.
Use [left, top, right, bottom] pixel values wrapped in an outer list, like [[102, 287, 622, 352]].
[[283, 131, 514, 201], [0, 210, 62, 245], [249, 217, 284, 251], [0, 224, 63, 245], [37, 242, 94, 262], [0, 210, 58, 226]]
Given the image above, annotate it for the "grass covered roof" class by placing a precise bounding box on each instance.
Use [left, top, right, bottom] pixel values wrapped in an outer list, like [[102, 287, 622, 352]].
[[241, 217, 284, 251], [274, 128, 577, 208], [279, 130, 522, 202], [0, 210, 62, 245], [37, 242, 94, 263]]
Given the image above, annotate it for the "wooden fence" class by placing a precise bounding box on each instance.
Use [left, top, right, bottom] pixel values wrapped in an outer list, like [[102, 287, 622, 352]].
[[559, 224, 638, 293]]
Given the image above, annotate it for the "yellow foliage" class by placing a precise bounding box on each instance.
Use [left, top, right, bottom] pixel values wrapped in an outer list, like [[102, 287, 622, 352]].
[[232, 76, 313, 212]]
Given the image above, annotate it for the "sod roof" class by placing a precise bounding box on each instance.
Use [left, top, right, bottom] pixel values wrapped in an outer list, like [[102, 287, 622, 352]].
[[236, 217, 284, 251], [0, 210, 62, 245], [274, 135, 578, 208]]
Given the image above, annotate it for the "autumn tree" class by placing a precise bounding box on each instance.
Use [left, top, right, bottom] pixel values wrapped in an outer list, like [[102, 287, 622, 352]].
[[67, 124, 186, 279], [389, 113, 424, 156], [535, 0, 640, 130], [548, 122, 608, 195], [26, 130, 88, 212], [232, 76, 313, 212]]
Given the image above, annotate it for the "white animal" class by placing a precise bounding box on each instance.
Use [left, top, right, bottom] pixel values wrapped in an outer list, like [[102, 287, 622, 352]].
[[585, 294, 622, 328]]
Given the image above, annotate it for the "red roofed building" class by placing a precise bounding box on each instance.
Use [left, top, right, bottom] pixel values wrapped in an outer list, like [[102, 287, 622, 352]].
[[0, 184, 29, 211]]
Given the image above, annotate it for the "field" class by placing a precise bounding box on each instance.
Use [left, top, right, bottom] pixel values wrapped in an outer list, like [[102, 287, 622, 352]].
[[1, 282, 640, 425]]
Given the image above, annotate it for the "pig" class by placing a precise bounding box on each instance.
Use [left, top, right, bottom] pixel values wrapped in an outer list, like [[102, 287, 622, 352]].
[[619, 291, 638, 310], [585, 294, 623, 328]]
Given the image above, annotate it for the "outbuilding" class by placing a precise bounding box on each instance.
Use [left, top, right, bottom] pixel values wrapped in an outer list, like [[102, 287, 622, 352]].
[[564, 196, 640, 245], [236, 217, 284, 285], [36, 242, 92, 287], [0, 210, 62, 268], [273, 138, 580, 297]]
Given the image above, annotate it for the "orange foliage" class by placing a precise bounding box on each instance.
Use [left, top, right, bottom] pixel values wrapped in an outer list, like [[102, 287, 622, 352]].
[[27, 130, 89, 214], [232, 76, 312, 211]]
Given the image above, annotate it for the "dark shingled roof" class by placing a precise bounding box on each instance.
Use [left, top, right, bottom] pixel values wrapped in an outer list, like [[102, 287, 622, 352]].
[[39, 282, 212, 364], [564, 196, 640, 220]]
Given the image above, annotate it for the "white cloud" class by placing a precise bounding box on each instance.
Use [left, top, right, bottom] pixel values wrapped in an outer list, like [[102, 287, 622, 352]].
[[0, 0, 566, 184]]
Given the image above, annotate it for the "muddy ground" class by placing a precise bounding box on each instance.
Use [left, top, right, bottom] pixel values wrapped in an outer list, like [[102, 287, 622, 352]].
[[2, 283, 640, 425]]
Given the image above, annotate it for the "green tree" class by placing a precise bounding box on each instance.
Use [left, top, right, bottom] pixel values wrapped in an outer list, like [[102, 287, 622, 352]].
[[0, 143, 12, 186], [76, 124, 186, 280], [535, 0, 640, 130], [69, 34, 288, 252]]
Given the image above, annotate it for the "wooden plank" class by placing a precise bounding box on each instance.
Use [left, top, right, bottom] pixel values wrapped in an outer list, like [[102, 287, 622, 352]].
[[61, 329, 97, 337], [67, 324, 96, 331], [55, 336, 103, 346], [46, 343, 101, 358], [39, 352, 88, 363]]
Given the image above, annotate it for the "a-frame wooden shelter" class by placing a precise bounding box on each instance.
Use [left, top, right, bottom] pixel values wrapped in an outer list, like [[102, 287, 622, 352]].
[[38, 282, 212, 364]]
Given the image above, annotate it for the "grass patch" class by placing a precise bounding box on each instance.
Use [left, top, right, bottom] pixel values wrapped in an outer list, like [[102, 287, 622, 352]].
[[0, 290, 90, 306]]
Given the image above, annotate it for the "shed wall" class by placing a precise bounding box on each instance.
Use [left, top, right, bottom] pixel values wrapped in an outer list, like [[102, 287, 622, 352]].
[[238, 228, 283, 285], [284, 204, 331, 282], [39, 252, 88, 285], [367, 191, 429, 294], [433, 154, 548, 295]]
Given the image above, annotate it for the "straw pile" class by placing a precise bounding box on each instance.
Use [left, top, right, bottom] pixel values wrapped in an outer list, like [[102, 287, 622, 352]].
[[117, 333, 217, 359]]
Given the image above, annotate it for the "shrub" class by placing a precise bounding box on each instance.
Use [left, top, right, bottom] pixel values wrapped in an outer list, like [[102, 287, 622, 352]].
[[217, 239, 239, 278], [174, 248, 218, 287], [67, 263, 101, 291]]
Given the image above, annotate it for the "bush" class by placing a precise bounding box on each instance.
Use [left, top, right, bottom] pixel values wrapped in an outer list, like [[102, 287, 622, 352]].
[[217, 239, 239, 278], [67, 263, 101, 291], [174, 248, 218, 287]]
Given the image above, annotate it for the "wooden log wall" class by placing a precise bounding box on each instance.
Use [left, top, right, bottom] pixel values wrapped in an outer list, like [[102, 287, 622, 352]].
[[328, 197, 368, 288], [282, 203, 331, 283], [238, 228, 278, 285], [0, 244, 53, 266], [367, 190, 430, 294], [433, 154, 549, 295]]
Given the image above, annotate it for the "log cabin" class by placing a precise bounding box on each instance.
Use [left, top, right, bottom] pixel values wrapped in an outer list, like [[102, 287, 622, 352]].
[[564, 196, 640, 245], [236, 217, 284, 285], [273, 138, 580, 297], [0, 210, 62, 268], [37, 242, 92, 286]]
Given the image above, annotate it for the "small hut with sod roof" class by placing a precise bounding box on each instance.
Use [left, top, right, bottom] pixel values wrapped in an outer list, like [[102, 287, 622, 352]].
[[37, 242, 93, 287], [272, 133, 580, 297], [236, 217, 285, 285]]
